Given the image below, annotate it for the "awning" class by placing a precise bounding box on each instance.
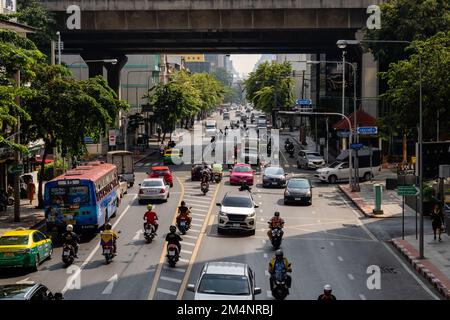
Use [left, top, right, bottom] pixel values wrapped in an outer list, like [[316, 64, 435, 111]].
[[333, 109, 377, 131]]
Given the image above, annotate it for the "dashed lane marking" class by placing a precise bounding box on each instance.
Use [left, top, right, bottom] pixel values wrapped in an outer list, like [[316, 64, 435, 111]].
[[163, 267, 186, 273], [348, 274, 354, 280], [338, 256, 344, 262], [359, 294, 367, 300], [160, 276, 183, 284], [156, 288, 177, 296]]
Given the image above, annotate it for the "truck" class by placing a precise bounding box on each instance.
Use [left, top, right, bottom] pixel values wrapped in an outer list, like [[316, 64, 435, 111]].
[[106, 151, 135, 187], [315, 147, 381, 184]]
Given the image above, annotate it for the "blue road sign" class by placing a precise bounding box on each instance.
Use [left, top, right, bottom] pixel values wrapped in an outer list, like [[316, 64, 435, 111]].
[[350, 143, 364, 150], [84, 137, 94, 144], [296, 99, 312, 106], [337, 131, 351, 138], [357, 126, 378, 135]]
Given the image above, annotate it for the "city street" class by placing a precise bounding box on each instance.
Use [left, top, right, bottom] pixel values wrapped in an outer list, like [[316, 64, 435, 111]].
[[0, 111, 440, 300]]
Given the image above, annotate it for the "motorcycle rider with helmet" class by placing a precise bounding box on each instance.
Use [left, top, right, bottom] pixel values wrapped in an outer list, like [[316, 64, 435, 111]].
[[165, 225, 183, 255], [101, 223, 119, 255], [143, 204, 159, 234], [318, 284, 337, 301], [176, 201, 192, 226], [268, 250, 292, 291], [61, 224, 80, 258], [239, 180, 252, 192], [267, 211, 285, 241]]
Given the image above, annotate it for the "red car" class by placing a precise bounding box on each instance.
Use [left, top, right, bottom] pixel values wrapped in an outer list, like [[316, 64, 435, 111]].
[[229, 163, 255, 185], [148, 166, 174, 187]]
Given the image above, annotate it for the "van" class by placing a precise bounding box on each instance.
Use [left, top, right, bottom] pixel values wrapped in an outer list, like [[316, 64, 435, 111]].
[[204, 120, 217, 137], [107, 151, 135, 187], [315, 147, 381, 183]]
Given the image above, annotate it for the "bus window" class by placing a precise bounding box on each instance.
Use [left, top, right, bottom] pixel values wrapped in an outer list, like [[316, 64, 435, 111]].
[[49, 186, 90, 205]]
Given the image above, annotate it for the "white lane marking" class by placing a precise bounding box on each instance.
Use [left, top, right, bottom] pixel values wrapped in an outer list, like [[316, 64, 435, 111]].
[[260, 218, 265, 221], [191, 223, 203, 227], [359, 294, 367, 300], [263, 253, 268, 258], [186, 203, 210, 208], [156, 288, 178, 296], [179, 258, 190, 263], [192, 217, 204, 222], [163, 267, 186, 273], [191, 213, 206, 217], [258, 195, 262, 198], [317, 220, 321, 223], [182, 198, 212, 205], [133, 230, 142, 240], [191, 208, 208, 212], [348, 274, 354, 280], [381, 242, 439, 300], [183, 242, 196, 247], [160, 276, 182, 284], [16, 277, 34, 285], [259, 202, 262, 205], [182, 235, 198, 239], [260, 209, 263, 213], [62, 195, 137, 294], [338, 256, 344, 262], [183, 249, 193, 254], [267, 290, 272, 298], [329, 241, 334, 246], [101, 274, 118, 295]]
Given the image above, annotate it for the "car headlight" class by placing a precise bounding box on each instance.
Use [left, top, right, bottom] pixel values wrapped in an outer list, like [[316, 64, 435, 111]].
[[248, 211, 256, 217], [285, 189, 290, 195], [306, 191, 311, 197], [219, 211, 227, 216]]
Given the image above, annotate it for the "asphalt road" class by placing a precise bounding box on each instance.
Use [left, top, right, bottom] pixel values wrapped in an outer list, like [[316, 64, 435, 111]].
[[0, 110, 441, 300]]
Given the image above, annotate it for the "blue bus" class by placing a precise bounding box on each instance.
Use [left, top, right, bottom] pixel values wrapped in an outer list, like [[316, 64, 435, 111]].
[[44, 161, 120, 233]]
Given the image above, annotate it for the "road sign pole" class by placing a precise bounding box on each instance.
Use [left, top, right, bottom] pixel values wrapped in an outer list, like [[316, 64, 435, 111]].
[[402, 196, 405, 240]]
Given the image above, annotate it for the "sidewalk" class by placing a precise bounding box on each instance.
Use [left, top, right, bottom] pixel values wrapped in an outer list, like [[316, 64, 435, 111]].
[[0, 148, 158, 236]]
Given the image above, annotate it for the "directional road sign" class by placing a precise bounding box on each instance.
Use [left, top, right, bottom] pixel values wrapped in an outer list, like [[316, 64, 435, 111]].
[[397, 185, 420, 196], [357, 126, 378, 135], [8, 164, 23, 174], [296, 99, 312, 106], [350, 143, 364, 150]]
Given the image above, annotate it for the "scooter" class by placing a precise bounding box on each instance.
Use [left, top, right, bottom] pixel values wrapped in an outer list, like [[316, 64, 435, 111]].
[[271, 271, 290, 300], [270, 227, 283, 250], [61, 244, 75, 267], [101, 231, 120, 264], [167, 244, 179, 267], [286, 145, 295, 158], [201, 182, 209, 195], [177, 217, 190, 235], [143, 223, 156, 243]]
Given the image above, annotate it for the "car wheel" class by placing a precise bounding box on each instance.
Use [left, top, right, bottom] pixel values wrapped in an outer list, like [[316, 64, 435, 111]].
[[328, 175, 337, 184], [32, 254, 40, 272], [48, 247, 53, 260]]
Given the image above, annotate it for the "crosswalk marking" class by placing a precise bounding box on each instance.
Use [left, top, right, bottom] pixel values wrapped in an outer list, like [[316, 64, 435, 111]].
[[160, 276, 182, 284], [191, 213, 206, 217], [163, 267, 186, 273], [183, 242, 196, 247], [183, 249, 193, 254], [182, 234, 198, 239], [157, 288, 178, 296], [190, 223, 203, 227], [179, 258, 190, 263]]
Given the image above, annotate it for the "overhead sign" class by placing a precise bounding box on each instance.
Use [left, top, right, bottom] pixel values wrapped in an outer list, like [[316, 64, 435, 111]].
[[296, 99, 312, 106], [182, 54, 205, 62], [357, 127, 378, 135], [350, 143, 364, 150], [397, 185, 420, 197], [108, 129, 117, 147]]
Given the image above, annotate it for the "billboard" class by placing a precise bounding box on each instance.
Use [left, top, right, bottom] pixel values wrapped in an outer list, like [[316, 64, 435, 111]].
[[182, 54, 205, 62]]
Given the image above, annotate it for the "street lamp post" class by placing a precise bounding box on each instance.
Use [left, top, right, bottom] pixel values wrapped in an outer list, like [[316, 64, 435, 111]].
[[56, 31, 61, 65], [337, 39, 424, 258]]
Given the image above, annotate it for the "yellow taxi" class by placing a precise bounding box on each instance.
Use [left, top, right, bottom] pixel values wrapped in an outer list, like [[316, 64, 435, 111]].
[[0, 228, 53, 271]]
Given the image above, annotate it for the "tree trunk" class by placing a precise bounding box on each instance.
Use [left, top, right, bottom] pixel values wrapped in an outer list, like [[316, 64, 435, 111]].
[[402, 131, 407, 164], [37, 145, 48, 209]]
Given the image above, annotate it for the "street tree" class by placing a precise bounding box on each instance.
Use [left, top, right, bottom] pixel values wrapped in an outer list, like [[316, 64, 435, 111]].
[[191, 73, 226, 120]]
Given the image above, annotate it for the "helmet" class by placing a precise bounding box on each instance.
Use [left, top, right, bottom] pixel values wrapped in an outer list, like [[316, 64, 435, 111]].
[[105, 223, 112, 230], [66, 224, 73, 232], [274, 211, 280, 217], [275, 249, 283, 259], [324, 284, 332, 292], [181, 201, 186, 206], [169, 225, 176, 233], [147, 204, 153, 210]]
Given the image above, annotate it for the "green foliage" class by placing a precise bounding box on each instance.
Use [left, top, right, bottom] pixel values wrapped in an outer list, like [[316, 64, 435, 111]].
[[37, 160, 69, 181], [380, 31, 450, 140], [244, 61, 294, 113]]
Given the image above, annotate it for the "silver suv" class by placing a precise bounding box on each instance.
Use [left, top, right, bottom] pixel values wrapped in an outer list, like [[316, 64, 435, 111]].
[[297, 150, 325, 169], [216, 192, 258, 235]]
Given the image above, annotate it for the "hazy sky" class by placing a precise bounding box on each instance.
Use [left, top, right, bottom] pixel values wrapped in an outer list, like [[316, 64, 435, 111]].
[[230, 54, 261, 78]]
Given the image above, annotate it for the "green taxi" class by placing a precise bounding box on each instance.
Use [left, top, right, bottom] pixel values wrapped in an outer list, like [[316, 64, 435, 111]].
[[163, 148, 184, 165], [0, 229, 53, 271]]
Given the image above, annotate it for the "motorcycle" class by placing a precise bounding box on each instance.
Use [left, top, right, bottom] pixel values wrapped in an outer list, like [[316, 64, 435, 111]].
[[101, 231, 120, 264], [201, 182, 209, 195], [143, 223, 156, 243], [271, 270, 289, 300], [214, 172, 222, 183], [61, 244, 75, 267], [286, 145, 295, 158], [177, 216, 190, 235], [167, 244, 179, 267], [270, 227, 283, 250]]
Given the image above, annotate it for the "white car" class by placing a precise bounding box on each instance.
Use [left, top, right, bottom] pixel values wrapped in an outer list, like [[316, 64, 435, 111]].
[[138, 178, 170, 204], [297, 150, 326, 169], [216, 192, 258, 235], [186, 262, 261, 300]]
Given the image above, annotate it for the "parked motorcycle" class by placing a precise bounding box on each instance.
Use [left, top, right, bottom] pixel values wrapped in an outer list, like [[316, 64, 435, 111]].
[[270, 227, 283, 250], [143, 223, 156, 243], [167, 244, 179, 267], [271, 271, 289, 300], [61, 244, 75, 267]]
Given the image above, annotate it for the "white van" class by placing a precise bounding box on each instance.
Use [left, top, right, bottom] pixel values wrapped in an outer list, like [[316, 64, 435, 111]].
[[205, 120, 217, 137]]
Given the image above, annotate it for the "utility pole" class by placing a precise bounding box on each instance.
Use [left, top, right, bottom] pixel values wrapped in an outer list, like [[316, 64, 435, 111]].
[[13, 71, 21, 222]]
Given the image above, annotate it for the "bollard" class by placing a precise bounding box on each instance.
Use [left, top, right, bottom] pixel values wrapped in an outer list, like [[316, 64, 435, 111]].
[[373, 184, 384, 214]]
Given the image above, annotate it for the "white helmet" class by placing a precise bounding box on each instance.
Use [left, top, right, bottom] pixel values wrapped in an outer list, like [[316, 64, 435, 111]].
[[66, 224, 74, 232], [324, 284, 332, 291]]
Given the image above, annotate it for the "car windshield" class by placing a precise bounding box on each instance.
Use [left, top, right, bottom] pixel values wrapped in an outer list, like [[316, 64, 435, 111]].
[[328, 161, 342, 168], [197, 274, 250, 295], [0, 285, 31, 300], [288, 180, 310, 189], [0, 235, 29, 246], [223, 196, 253, 208], [142, 180, 163, 187], [49, 186, 90, 205], [265, 167, 284, 175], [233, 166, 251, 173], [152, 170, 169, 175]]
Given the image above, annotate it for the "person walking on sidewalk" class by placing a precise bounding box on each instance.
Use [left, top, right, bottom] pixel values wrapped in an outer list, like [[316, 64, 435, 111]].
[[431, 204, 445, 242], [27, 179, 36, 205]]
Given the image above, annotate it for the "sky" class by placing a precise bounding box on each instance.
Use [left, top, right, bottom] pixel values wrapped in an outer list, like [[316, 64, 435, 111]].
[[230, 54, 261, 79]]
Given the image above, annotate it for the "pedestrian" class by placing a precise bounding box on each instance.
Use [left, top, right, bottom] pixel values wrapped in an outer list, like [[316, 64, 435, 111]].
[[27, 179, 36, 205], [431, 204, 445, 242]]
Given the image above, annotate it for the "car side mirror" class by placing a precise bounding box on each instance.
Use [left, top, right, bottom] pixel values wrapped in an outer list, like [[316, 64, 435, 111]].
[[216, 203, 221, 206], [254, 287, 262, 295], [186, 284, 195, 292], [146, 172, 149, 175], [139, 184, 141, 186]]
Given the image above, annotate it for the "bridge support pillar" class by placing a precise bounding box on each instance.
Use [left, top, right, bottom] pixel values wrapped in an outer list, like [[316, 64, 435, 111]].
[[105, 55, 128, 99], [361, 52, 379, 118]]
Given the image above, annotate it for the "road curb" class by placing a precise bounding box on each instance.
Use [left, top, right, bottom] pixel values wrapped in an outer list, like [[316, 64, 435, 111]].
[[391, 238, 450, 300]]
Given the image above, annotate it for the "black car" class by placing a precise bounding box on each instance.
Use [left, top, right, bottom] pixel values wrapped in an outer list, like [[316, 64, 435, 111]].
[[262, 166, 287, 188], [283, 178, 313, 205], [0, 283, 63, 300]]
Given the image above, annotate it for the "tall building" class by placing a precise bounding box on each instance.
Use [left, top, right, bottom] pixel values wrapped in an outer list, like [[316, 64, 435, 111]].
[[253, 54, 276, 72], [276, 54, 313, 101]]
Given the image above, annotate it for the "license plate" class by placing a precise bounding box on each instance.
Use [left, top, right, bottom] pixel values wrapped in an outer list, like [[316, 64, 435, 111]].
[[103, 249, 111, 254], [4, 252, 14, 257], [168, 251, 175, 256], [180, 221, 186, 226], [63, 251, 70, 256], [295, 198, 301, 201], [272, 182, 278, 185], [145, 230, 151, 235], [147, 189, 157, 193], [233, 223, 240, 228]]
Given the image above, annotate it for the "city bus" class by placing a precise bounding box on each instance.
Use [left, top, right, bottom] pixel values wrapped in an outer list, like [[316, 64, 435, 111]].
[[44, 161, 120, 233]]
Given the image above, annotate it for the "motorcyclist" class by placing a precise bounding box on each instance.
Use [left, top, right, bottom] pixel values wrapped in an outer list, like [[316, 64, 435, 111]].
[[176, 201, 192, 226], [168, 140, 176, 148], [268, 250, 292, 291], [143, 204, 159, 234], [239, 180, 251, 192], [101, 223, 119, 254], [165, 225, 183, 255], [224, 126, 228, 135], [61, 224, 80, 258], [201, 165, 211, 184], [318, 284, 337, 301], [267, 211, 285, 240]]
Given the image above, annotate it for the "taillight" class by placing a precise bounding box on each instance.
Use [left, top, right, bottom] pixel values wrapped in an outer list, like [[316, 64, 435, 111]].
[[160, 189, 165, 194]]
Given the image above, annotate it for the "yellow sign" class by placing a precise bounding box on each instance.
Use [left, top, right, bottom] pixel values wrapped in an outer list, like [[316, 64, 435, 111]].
[[411, 156, 416, 164], [182, 54, 205, 62]]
